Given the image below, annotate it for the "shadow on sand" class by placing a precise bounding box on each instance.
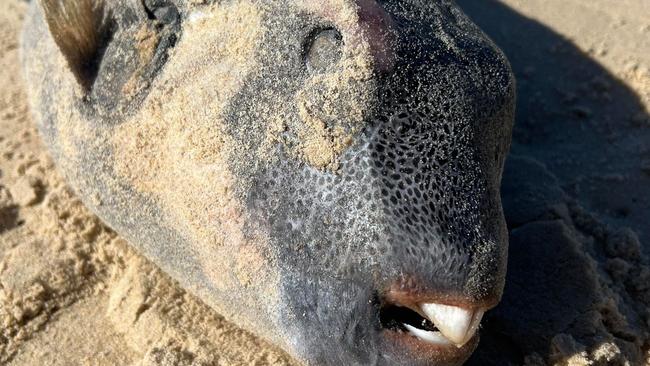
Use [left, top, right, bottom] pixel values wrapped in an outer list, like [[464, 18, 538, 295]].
[[455, 0, 650, 364]]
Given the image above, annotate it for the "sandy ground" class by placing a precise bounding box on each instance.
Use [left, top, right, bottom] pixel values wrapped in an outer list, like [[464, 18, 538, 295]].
[[1, 0, 649, 365]]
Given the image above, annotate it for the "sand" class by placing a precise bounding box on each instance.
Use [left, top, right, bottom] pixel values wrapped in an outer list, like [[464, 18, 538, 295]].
[[1, 0, 649, 365], [456, 1, 650, 365]]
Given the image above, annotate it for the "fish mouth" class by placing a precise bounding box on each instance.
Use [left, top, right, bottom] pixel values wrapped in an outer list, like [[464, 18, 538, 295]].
[[377, 286, 499, 364]]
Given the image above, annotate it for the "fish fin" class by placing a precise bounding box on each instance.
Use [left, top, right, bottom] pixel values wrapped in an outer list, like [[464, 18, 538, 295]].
[[38, 0, 107, 89]]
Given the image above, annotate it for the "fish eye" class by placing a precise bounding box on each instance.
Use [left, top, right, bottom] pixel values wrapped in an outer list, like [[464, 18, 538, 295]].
[[304, 28, 343, 73]]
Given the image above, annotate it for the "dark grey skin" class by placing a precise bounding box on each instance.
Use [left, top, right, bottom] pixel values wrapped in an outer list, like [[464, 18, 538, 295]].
[[22, 0, 514, 365]]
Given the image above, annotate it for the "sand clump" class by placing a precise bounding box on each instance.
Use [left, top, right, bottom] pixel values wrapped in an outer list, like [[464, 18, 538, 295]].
[[110, 0, 283, 312], [291, 0, 378, 170], [494, 156, 650, 365], [112, 0, 264, 262], [293, 50, 374, 170]]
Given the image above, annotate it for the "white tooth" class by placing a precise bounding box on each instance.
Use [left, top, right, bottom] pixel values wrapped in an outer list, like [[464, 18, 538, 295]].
[[421, 303, 479, 346], [467, 310, 484, 343], [402, 323, 452, 345]]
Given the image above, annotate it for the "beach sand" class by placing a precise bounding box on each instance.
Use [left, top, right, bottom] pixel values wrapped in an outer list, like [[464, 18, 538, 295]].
[[1, 0, 649, 365]]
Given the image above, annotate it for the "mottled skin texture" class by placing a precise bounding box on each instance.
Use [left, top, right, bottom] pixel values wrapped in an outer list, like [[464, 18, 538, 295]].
[[21, 0, 515, 365]]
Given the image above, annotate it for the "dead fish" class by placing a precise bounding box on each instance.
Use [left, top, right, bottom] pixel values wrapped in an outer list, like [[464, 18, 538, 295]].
[[21, 0, 515, 364]]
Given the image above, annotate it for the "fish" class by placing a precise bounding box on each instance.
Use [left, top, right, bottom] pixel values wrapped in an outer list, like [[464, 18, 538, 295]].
[[21, 0, 515, 364]]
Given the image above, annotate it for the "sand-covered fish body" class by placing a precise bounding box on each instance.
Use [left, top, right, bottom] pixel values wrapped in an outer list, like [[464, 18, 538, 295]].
[[22, 0, 515, 364]]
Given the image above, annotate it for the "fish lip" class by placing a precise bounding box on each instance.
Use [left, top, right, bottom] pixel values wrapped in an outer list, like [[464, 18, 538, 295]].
[[382, 275, 502, 311], [379, 328, 480, 365], [383, 287, 501, 313]]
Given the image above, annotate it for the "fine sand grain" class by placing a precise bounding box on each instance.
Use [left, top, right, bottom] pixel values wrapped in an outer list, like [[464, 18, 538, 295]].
[[1, 0, 649, 365]]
